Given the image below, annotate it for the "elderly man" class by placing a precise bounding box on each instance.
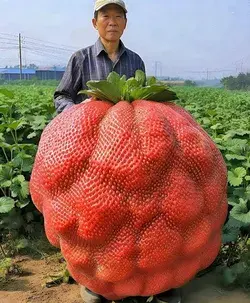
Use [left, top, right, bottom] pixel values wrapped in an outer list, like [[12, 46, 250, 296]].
[[53, 0, 145, 114], [54, 1, 182, 303]]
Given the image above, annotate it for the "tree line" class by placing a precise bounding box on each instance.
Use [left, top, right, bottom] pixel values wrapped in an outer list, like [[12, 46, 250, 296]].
[[221, 72, 250, 90]]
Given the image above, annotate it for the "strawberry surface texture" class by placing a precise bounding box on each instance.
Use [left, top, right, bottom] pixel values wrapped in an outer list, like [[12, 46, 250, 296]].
[[30, 99, 228, 300]]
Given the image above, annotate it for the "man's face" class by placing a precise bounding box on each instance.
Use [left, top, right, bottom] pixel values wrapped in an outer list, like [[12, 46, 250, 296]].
[[92, 4, 127, 43]]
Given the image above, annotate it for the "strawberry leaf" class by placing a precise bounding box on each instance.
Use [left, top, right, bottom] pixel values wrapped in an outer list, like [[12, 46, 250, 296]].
[[0, 197, 15, 213], [228, 167, 247, 186], [0, 89, 14, 99], [135, 70, 146, 86], [146, 76, 157, 86], [225, 154, 246, 161], [230, 199, 250, 225]]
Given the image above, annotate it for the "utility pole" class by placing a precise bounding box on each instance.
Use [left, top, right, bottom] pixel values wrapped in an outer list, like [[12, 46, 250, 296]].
[[18, 33, 23, 80], [154, 61, 158, 78], [154, 61, 162, 78]]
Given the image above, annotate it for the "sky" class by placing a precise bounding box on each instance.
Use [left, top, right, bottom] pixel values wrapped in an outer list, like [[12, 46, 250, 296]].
[[0, 0, 250, 79]]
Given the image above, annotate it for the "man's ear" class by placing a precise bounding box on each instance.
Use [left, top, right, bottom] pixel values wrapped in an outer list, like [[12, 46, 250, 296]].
[[92, 18, 97, 29]]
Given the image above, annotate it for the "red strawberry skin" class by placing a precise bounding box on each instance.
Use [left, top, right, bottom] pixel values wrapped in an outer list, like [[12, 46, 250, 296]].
[[30, 99, 228, 300]]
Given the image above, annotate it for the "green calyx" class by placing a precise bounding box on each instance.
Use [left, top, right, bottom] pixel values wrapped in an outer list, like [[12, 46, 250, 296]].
[[78, 70, 178, 103]]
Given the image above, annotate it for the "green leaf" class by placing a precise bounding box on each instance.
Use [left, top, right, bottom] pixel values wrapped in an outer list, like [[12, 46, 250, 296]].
[[211, 123, 223, 130], [119, 75, 127, 88], [222, 217, 242, 243], [146, 76, 157, 86], [10, 176, 29, 199], [16, 200, 30, 209], [107, 71, 121, 86], [20, 181, 29, 199], [222, 266, 237, 286], [27, 132, 37, 139], [228, 199, 238, 207], [0, 197, 15, 213], [135, 70, 146, 86], [0, 89, 14, 99], [144, 89, 178, 102], [0, 142, 12, 150], [130, 85, 163, 100], [121, 78, 140, 100], [0, 165, 12, 184], [230, 199, 250, 225], [80, 70, 178, 103], [7, 120, 26, 130], [201, 117, 211, 125], [12, 153, 34, 172], [86, 80, 121, 102], [12, 155, 22, 168], [235, 167, 247, 177], [0, 105, 9, 115], [222, 226, 240, 243], [14, 175, 25, 183], [225, 154, 246, 161], [228, 167, 247, 186], [22, 157, 34, 172], [1, 180, 11, 188], [245, 175, 250, 181], [227, 130, 250, 137], [233, 188, 250, 200], [16, 238, 29, 250], [30, 115, 47, 130], [207, 109, 217, 117]]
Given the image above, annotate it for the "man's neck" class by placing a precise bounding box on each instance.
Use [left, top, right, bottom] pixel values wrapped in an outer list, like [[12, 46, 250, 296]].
[[100, 37, 120, 61]]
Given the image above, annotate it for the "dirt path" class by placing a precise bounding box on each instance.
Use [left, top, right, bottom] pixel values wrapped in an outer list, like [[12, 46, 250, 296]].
[[0, 256, 250, 303]]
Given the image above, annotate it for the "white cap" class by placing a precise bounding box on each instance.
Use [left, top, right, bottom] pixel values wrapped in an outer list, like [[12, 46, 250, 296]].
[[94, 0, 127, 13]]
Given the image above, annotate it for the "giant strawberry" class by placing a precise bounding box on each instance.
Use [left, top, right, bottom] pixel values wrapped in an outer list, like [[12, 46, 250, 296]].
[[30, 71, 228, 300]]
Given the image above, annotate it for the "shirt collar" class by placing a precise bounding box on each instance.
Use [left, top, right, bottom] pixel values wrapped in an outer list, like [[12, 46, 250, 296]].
[[94, 37, 127, 57]]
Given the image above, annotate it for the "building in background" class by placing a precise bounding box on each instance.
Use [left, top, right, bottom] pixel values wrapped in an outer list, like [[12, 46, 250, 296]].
[[35, 67, 65, 80], [0, 67, 66, 81], [0, 68, 36, 80]]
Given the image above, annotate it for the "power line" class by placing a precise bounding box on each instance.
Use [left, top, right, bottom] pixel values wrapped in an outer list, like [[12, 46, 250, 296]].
[[0, 47, 18, 50], [0, 32, 18, 38], [23, 42, 73, 53], [0, 33, 76, 69], [0, 37, 18, 42], [23, 46, 72, 56], [185, 69, 235, 73], [23, 35, 79, 51], [24, 49, 69, 62], [0, 42, 18, 46]]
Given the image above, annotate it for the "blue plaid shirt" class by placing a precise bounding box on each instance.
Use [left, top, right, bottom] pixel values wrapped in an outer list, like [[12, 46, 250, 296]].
[[54, 38, 146, 113]]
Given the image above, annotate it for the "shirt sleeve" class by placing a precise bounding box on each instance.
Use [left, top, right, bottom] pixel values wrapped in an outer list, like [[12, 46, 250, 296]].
[[53, 53, 83, 114]]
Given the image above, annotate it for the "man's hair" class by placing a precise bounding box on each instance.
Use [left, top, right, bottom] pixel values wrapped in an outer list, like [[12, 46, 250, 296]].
[[94, 9, 127, 20]]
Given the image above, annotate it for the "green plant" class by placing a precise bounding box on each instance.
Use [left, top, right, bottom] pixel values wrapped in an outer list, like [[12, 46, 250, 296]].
[[0, 87, 54, 253]]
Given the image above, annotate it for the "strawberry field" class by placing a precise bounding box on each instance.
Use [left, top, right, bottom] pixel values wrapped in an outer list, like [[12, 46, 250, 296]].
[[0, 84, 250, 293]]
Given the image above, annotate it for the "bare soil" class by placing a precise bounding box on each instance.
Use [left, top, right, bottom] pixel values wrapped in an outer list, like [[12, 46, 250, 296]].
[[0, 255, 250, 303]]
